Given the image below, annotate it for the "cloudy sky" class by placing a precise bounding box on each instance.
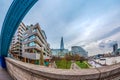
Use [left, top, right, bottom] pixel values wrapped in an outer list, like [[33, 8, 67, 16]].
[[1, 0, 120, 56]]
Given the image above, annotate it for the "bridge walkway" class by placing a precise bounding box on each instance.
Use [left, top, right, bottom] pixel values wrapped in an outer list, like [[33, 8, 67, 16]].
[[0, 58, 13, 80]]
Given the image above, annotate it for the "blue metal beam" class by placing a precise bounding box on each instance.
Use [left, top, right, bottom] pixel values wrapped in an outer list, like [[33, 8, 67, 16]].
[[0, 0, 38, 68]]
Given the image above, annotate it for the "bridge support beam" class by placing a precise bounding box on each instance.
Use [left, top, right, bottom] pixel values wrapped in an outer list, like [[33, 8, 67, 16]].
[[0, 57, 6, 68], [0, 0, 38, 68]]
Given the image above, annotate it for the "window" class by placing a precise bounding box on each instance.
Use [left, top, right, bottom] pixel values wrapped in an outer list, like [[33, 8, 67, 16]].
[[23, 44, 28, 47], [24, 38, 28, 42], [33, 49, 37, 53], [32, 28, 37, 32], [24, 33, 28, 37], [29, 35, 36, 40], [29, 42, 36, 46], [43, 53, 46, 55]]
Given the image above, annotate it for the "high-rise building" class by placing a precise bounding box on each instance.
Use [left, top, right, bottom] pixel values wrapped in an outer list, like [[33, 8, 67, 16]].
[[71, 46, 88, 57], [22, 23, 51, 64], [9, 22, 26, 59], [60, 37, 64, 50], [113, 43, 118, 55], [51, 37, 68, 57]]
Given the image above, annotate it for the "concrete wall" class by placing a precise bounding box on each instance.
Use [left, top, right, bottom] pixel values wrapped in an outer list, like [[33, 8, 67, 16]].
[[6, 58, 120, 80]]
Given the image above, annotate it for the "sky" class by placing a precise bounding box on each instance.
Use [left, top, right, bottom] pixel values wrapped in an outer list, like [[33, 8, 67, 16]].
[[1, 0, 120, 56]]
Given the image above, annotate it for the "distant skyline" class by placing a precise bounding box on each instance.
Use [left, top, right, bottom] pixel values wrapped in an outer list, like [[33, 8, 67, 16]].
[[1, 0, 120, 56]]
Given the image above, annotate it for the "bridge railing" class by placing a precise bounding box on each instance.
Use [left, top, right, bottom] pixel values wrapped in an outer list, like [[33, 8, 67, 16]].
[[5, 57, 120, 80]]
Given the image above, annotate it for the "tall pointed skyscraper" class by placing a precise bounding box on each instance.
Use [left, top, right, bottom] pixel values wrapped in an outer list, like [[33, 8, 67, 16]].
[[60, 37, 64, 50], [51, 37, 68, 57]]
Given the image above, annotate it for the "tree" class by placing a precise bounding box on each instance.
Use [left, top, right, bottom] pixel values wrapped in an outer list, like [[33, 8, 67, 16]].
[[40, 51, 44, 65], [51, 56, 55, 62], [65, 53, 72, 61], [51, 56, 61, 62], [72, 54, 80, 61], [79, 56, 85, 63], [64, 53, 72, 68]]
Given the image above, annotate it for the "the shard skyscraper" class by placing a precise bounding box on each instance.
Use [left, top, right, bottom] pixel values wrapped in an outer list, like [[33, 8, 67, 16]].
[[60, 37, 64, 51]]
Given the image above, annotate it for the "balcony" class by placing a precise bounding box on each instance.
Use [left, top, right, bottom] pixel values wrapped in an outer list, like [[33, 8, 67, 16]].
[[43, 56, 51, 59], [35, 36, 43, 46], [33, 29, 48, 46], [23, 45, 42, 51], [22, 52, 40, 60], [23, 29, 48, 48], [23, 36, 43, 46]]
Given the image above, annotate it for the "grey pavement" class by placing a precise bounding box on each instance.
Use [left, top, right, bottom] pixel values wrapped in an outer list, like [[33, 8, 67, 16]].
[[88, 60, 102, 68], [49, 61, 57, 68], [0, 67, 13, 80], [70, 62, 81, 70]]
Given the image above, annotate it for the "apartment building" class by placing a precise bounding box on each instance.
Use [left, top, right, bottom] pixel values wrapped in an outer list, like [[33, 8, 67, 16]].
[[22, 23, 51, 64], [9, 22, 26, 59]]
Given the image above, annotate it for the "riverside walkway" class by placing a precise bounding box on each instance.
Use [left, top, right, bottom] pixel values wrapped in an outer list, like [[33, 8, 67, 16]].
[[0, 58, 12, 80]]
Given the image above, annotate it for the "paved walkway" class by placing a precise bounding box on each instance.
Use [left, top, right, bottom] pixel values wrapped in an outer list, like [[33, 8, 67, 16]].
[[88, 60, 102, 68], [70, 62, 81, 70], [0, 67, 13, 80], [0, 58, 13, 80], [49, 61, 57, 68]]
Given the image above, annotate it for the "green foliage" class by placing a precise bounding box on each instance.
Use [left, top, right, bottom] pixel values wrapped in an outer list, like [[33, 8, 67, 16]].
[[55, 59, 71, 69], [76, 61, 89, 69], [35, 60, 39, 65], [85, 61, 92, 67]]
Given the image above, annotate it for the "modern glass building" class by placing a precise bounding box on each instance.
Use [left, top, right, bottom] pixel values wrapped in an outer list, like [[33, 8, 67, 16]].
[[51, 37, 69, 57], [113, 43, 118, 55], [71, 46, 88, 57], [51, 49, 69, 57], [22, 23, 51, 64]]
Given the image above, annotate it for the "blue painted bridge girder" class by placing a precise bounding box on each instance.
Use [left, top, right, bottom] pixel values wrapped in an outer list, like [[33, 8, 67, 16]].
[[0, 0, 38, 68], [0, 0, 38, 56]]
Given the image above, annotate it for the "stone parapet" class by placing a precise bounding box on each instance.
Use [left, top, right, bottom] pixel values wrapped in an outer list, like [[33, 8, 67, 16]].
[[5, 58, 120, 80]]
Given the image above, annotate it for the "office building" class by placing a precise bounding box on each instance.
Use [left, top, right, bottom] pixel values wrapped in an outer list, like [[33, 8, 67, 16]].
[[51, 37, 69, 57], [71, 46, 88, 57], [51, 49, 69, 57], [113, 43, 118, 55]]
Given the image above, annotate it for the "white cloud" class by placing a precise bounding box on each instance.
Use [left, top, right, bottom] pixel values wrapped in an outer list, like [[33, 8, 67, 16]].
[[64, 10, 120, 47], [84, 31, 120, 56]]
